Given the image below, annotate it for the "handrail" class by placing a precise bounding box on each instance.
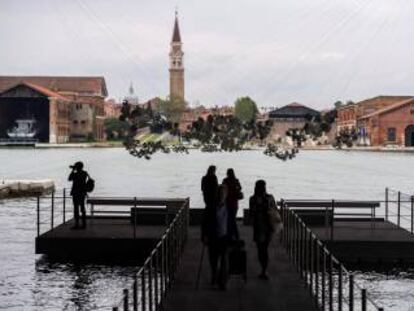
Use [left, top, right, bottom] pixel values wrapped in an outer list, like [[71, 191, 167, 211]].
[[111, 198, 189, 311], [280, 202, 384, 311]]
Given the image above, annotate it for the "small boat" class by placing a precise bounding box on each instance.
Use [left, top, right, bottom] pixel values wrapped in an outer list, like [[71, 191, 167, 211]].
[[7, 119, 37, 139]]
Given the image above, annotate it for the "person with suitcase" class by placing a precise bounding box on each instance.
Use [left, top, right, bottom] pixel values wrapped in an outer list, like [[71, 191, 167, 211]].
[[249, 179, 281, 280]]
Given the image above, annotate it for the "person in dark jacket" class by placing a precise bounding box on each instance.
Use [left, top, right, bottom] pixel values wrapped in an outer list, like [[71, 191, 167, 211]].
[[201, 165, 219, 242], [202, 184, 229, 289], [249, 179, 278, 280], [68, 161, 89, 229], [222, 168, 242, 240]]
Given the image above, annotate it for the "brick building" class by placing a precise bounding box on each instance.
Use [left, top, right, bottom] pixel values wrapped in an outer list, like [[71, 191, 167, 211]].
[[337, 96, 412, 132], [359, 98, 414, 146], [336, 95, 414, 146], [0, 76, 107, 142]]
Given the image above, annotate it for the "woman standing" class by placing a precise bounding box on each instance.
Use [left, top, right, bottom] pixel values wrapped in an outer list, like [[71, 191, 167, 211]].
[[222, 168, 242, 240], [202, 184, 229, 290], [249, 179, 280, 280]]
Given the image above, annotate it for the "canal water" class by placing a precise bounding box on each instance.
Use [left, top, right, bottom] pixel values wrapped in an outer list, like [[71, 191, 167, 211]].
[[1, 148, 414, 310]]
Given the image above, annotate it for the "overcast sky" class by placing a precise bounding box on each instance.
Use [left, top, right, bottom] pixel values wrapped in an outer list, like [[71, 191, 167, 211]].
[[1, 0, 414, 109]]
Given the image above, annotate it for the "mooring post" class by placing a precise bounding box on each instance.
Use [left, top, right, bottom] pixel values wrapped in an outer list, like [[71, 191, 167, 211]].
[[398, 191, 401, 226], [385, 187, 389, 221], [63, 188, 66, 223], [349, 274, 354, 311], [361, 289, 367, 311]]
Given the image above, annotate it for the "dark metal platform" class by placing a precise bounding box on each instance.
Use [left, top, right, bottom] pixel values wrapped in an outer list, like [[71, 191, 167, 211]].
[[311, 220, 414, 264], [163, 225, 319, 311], [36, 217, 166, 259]]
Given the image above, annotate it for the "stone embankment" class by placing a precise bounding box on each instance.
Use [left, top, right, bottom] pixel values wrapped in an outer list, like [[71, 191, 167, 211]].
[[0, 180, 55, 199]]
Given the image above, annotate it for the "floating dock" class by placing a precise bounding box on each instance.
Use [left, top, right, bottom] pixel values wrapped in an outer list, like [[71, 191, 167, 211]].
[[282, 199, 414, 265], [0, 179, 54, 199]]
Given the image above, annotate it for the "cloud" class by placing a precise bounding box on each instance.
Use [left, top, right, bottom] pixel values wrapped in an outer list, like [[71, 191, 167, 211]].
[[1, 0, 414, 109]]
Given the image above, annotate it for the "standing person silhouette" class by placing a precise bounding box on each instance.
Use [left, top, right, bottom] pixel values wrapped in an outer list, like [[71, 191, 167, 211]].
[[222, 168, 242, 240], [249, 179, 279, 280], [68, 161, 89, 229]]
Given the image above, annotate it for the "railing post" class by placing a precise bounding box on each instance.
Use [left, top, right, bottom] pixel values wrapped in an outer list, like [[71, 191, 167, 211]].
[[51, 190, 55, 229], [322, 250, 326, 311], [63, 188, 66, 223], [398, 191, 401, 226], [141, 268, 146, 311], [133, 276, 138, 311], [329, 254, 333, 311], [385, 187, 389, 221], [349, 274, 354, 311], [123, 289, 129, 311], [361, 289, 367, 311], [411, 196, 414, 234], [330, 200, 335, 241], [315, 240, 320, 307], [37, 196, 40, 237], [149, 258, 153, 311], [133, 197, 137, 240], [338, 264, 343, 311], [155, 251, 159, 311]]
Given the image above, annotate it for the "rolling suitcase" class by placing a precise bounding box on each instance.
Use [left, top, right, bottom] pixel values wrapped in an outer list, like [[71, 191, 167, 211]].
[[228, 240, 247, 282]]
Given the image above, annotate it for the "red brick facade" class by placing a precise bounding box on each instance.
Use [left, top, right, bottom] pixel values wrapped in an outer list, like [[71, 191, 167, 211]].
[[359, 98, 414, 146]]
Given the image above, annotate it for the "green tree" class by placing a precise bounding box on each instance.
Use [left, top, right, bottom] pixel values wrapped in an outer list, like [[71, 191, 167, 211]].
[[234, 96, 258, 123], [104, 117, 130, 140], [158, 96, 187, 123]]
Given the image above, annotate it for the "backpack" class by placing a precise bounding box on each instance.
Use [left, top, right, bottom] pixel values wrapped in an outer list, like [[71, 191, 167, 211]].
[[85, 177, 95, 193]]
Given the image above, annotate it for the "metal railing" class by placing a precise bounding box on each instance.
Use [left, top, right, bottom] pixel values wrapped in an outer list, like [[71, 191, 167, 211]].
[[36, 189, 186, 238], [281, 203, 384, 311], [385, 188, 414, 233], [111, 199, 189, 311]]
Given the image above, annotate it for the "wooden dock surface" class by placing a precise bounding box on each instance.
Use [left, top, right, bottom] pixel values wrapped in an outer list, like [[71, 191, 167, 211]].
[[163, 224, 318, 311]]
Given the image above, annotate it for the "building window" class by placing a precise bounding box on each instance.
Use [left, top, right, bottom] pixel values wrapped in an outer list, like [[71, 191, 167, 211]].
[[387, 128, 396, 141], [73, 120, 78, 124]]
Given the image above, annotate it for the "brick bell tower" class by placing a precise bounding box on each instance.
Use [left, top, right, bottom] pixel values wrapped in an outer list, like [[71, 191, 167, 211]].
[[169, 11, 185, 101]]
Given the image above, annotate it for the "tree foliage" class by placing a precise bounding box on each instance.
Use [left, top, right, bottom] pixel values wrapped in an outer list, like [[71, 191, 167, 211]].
[[104, 117, 130, 140], [234, 96, 258, 123], [158, 96, 187, 123]]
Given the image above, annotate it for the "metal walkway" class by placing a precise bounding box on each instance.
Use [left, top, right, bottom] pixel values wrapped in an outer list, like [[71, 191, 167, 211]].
[[163, 225, 318, 311]]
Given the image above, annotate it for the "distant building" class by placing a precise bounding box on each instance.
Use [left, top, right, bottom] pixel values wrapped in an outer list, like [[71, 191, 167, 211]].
[[169, 12, 185, 102], [268, 103, 320, 138], [104, 99, 122, 119], [0, 76, 107, 142], [336, 95, 414, 146], [178, 105, 234, 132], [358, 97, 414, 146], [336, 96, 412, 132]]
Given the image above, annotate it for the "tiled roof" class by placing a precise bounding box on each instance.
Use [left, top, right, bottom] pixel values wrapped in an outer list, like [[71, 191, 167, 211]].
[[268, 103, 320, 118], [0, 81, 69, 101], [359, 97, 414, 119], [0, 76, 108, 97]]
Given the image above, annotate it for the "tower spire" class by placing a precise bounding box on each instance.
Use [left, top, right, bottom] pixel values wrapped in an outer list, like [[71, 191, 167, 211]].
[[169, 10, 184, 101], [172, 9, 181, 43]]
